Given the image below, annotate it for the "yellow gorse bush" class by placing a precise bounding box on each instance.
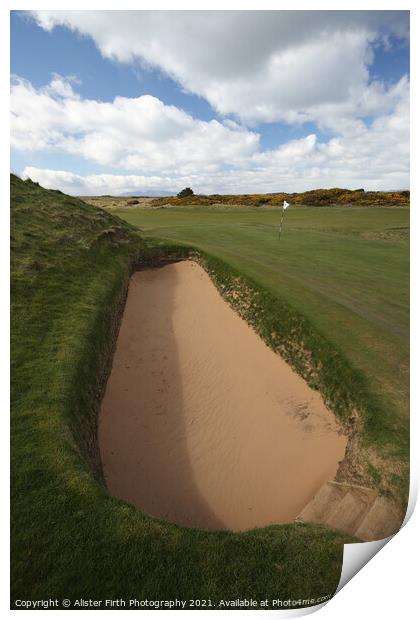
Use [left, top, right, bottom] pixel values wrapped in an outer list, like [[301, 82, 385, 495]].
[[151, 188, 409, 208]]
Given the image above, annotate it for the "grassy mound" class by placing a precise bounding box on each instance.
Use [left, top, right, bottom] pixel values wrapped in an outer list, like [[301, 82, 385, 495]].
[[12, 175, 354, 609]]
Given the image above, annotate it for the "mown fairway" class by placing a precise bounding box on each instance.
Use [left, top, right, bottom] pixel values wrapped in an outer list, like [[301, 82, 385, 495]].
[[114, 206, 409, 446]]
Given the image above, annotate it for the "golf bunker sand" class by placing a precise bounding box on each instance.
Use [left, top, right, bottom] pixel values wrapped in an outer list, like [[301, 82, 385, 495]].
[[99, 261, 347, 531]]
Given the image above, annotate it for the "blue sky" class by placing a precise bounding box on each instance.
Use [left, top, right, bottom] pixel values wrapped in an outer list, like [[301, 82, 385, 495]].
[[10, 10, 410, 195]]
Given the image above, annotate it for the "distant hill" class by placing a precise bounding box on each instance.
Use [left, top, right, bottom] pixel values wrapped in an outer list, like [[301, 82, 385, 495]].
[[117, 190, 175, 197]]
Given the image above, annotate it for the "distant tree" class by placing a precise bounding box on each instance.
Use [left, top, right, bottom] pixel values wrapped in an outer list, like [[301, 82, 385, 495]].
[[177, 187, 194, 198]]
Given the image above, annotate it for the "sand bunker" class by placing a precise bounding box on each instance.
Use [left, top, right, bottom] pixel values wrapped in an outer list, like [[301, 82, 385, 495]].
[[99, 261, 347, 531]]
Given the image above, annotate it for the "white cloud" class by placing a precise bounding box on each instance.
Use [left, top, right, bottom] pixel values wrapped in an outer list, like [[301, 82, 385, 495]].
[[30, 10, 409, 125], [21, 167, 182, 196], [22, 83, 409, 195], [12, 9, 410, 195], [11, 76, 259, 175], [15, 71, 409, 194], [46, 73, 80, 100]]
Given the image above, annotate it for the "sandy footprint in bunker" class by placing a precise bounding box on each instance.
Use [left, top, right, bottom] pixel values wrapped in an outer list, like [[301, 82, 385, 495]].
[[282, 397, 341, 436]]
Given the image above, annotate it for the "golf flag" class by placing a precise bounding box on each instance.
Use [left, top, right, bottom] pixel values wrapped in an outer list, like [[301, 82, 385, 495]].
[[283, 200, 289, 210]]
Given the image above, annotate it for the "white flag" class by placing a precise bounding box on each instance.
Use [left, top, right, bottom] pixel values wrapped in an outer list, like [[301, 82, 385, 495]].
[[283, 200, 289, 210]]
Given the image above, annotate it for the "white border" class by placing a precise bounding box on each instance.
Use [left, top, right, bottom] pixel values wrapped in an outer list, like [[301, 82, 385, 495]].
[[3, 1, 418, 617]]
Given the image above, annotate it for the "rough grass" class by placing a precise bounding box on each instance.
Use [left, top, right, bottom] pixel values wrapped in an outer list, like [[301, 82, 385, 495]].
[[11, 175, 355, 610]]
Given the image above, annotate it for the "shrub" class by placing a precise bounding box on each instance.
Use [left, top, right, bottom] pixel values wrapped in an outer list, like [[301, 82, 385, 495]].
[[177, 187, 194, 198]]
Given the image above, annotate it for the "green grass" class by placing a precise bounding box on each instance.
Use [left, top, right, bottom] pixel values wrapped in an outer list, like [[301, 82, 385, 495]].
[[12, 176, 356, 610], [113, 206, 409, 503]]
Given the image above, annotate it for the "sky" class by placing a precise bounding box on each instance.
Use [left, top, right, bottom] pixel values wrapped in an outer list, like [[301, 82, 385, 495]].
[[10, 10, 410, 195]]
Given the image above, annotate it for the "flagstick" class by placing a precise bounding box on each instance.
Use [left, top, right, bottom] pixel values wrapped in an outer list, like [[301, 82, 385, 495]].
[[278, 208, 285, 240], [278, 200, 289, 240]]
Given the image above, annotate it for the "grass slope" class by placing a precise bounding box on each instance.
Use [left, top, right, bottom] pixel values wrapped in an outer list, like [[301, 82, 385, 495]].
[[112, 206, 409, 506], [11, 176, 354, 609]]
